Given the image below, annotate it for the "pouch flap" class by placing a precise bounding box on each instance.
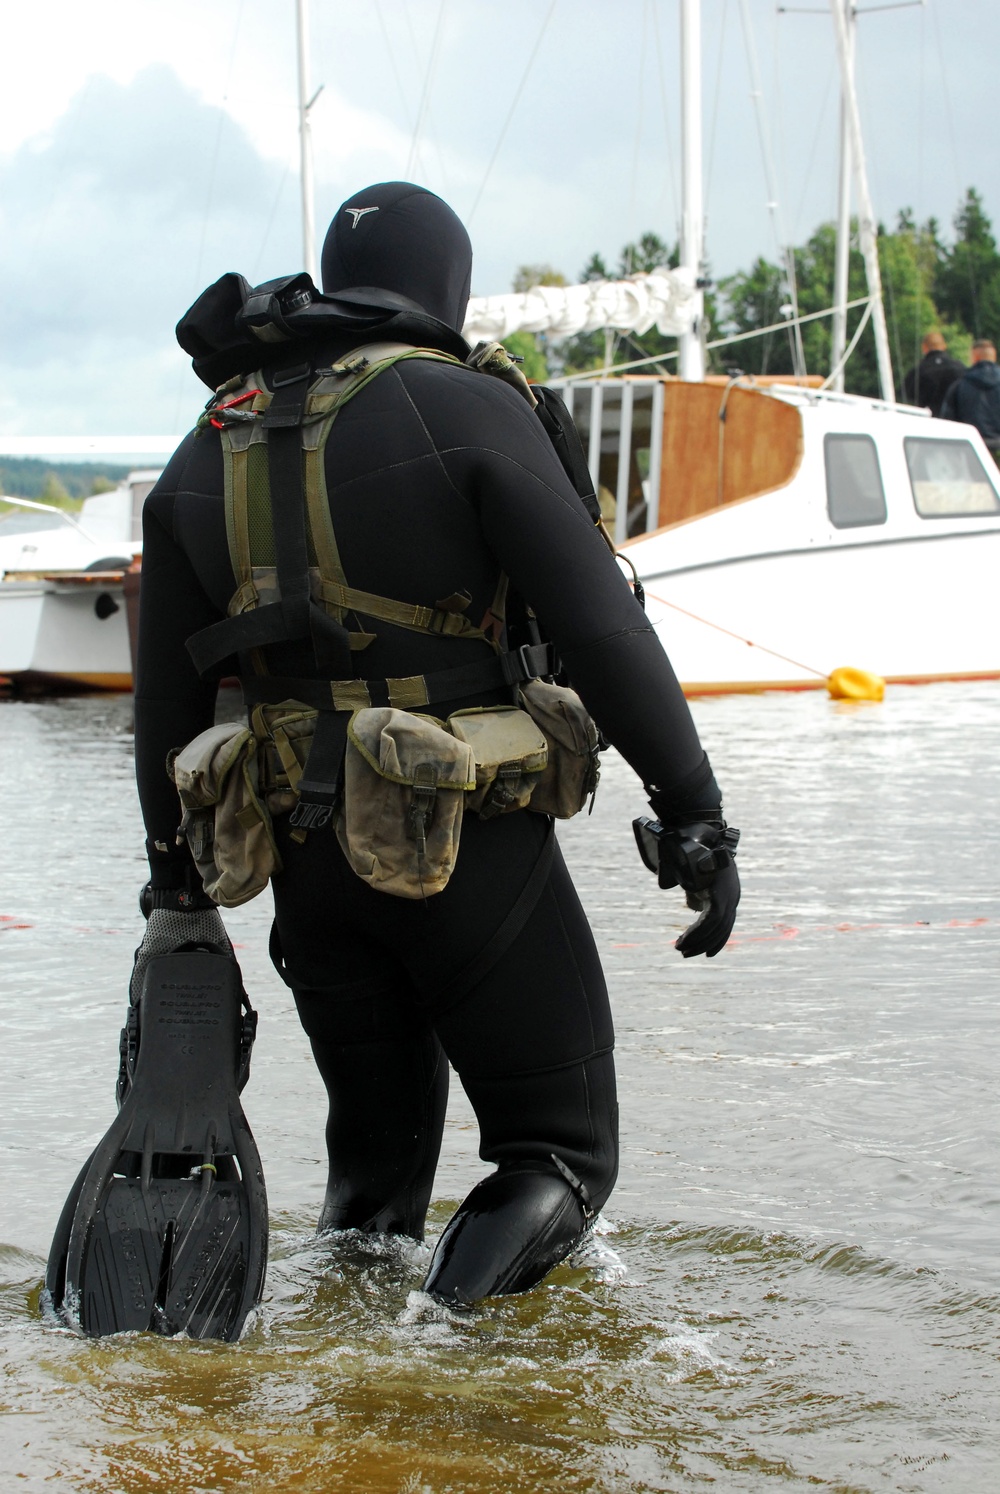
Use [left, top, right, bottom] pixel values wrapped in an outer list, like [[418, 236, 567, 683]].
[[173, 722, 254, 806], [520, 680, 597, 754], [448, 706, 548, 774], [348, 708, 475, 791]]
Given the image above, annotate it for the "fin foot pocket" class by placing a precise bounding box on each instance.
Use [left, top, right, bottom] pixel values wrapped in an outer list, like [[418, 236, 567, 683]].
[[44, 952, 268, 1341]]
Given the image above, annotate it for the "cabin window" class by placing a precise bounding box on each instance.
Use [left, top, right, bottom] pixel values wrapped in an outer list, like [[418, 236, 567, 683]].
[[824, 434, 887, 528], [904, 437, 1000, 518]]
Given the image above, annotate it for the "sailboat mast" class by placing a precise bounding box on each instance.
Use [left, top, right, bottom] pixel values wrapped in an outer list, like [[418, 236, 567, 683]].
[[830, 0, 854, 392], [829, 0, 894, 401], [296, 0, 317, 281], [679, 0, 705, 381]]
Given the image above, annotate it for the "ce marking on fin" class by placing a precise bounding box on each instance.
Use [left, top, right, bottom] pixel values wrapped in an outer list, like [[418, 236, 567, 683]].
[[345, 206, 379, 228]]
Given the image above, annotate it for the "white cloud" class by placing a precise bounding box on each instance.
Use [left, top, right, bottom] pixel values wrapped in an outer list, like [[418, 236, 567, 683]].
[[0, 0, 996, 436]]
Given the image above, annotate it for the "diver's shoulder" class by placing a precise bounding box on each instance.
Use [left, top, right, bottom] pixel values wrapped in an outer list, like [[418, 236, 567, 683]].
[[395, 353, 540, 417]]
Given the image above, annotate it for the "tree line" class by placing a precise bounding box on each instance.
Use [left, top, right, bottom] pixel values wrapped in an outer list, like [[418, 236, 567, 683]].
[[506, 187, 1000, 398], [0, 458, 128, 505]]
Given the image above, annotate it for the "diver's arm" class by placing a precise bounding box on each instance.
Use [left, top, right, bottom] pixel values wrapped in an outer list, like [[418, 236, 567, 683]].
[[134, 466, 222, 889], [466, 389, 721, 819]]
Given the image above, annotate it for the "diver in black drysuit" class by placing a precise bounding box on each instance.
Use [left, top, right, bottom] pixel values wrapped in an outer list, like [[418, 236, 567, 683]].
[[133, 182, 739, 1305]]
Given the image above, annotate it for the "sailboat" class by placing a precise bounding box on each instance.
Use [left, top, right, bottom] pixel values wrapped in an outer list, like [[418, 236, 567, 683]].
[[462, 0, 1000, 694], [3, 0, 997, 696]]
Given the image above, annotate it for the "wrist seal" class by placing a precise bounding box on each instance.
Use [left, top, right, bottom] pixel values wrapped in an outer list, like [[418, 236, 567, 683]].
[[139, 882, 217, 917]]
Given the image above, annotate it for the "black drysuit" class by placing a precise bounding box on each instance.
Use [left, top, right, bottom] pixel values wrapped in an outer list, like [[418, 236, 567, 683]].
[[134, 183, 722, 1301]]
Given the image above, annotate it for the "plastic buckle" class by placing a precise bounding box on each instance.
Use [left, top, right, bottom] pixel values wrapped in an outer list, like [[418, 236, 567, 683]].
[[289, 800, 333, 832], [270, 362, 311, 389]]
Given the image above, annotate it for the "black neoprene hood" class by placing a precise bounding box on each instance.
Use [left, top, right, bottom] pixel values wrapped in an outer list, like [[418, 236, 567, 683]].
[[321, 182, 473, 333]]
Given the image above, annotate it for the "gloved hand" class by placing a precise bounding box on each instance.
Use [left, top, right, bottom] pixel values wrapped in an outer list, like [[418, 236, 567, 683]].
[[130, 883, 233, 1006], [632, 815, 741, 958]]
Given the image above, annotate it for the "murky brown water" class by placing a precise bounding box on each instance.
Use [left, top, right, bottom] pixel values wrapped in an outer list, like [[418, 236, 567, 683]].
[[2, 684, 999, 1491]]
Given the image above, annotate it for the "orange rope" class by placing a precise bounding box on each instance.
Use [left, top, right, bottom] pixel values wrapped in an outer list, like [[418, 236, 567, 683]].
[[642, 588, 828, 680]]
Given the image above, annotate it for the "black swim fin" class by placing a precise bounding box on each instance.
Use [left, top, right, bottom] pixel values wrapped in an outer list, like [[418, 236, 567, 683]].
[[44, 951, 268, 1341]]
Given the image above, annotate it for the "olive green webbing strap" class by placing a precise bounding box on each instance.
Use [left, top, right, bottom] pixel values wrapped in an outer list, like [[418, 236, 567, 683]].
[[192, 346, 490, 676], [223, 433, 256, 610], [303, 345, 469, 624]]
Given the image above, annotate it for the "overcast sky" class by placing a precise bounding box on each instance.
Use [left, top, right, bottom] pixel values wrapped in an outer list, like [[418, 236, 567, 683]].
[[1, 0, 996, 441]]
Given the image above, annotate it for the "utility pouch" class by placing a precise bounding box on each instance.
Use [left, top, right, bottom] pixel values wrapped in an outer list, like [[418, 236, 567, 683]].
[[519, 680, 601, 818], [249, 703, 322, 816], [447, 706, 548, 820], [171, 721, 281, 908], [336, 708, 476, 900]]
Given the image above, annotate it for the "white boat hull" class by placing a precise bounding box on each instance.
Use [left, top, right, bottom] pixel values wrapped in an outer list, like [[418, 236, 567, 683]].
[[622, 388, 1000, 693], [0, 579, 132, 689], [640, 526, 1000, 691]]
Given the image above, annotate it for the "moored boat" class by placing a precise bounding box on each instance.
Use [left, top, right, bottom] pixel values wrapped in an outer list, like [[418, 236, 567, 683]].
[[559, 374, 1000, 693], [0, 473, 155, 692]]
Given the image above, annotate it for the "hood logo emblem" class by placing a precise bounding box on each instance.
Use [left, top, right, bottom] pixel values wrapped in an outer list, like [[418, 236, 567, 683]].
[[345, 206, 379, 228]]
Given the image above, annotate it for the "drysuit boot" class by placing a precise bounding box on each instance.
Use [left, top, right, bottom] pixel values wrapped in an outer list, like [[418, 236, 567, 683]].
[[422, 1163, 591, 1306]]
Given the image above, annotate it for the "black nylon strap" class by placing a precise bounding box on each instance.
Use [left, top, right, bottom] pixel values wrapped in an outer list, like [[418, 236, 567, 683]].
[[433, 819, 556, 1011], [296, 710, 348, 806], [239, 642, 556, 712], [187, 602, 293, 674], [268, 421, 311, 639]]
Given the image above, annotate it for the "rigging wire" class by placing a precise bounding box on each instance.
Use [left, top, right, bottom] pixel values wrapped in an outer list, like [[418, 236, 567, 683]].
[[373, 0, 415, 132], [649, 0, 679, 233], [821, 298, 872, 389], [174, 0, 246, 431], [929, 0, 980, 333], [913, 0, 925, 378], [252, 159, 292, 281], [704, 0, 730, 234], [626, 0, 649, 269], [405, 0, 448, 182], [466, 0, 558, 226], [559, 296, 871, 381], [789, 61, 836, 244], [191, 0, 246, 298], [735, 0, 806, 378]]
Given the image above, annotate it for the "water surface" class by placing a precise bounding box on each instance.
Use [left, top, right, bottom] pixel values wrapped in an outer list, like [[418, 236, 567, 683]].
[[2, 684, 998, 1491]]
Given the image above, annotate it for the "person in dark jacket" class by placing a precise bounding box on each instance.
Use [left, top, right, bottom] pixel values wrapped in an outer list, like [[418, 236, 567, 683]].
[[131, 183, 740, 1307], [903, 331, 965, 417], [940, 340, 1000, 460]]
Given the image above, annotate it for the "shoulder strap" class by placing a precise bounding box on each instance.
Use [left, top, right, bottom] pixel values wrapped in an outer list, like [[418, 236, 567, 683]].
[[188, 346, 488, 678]]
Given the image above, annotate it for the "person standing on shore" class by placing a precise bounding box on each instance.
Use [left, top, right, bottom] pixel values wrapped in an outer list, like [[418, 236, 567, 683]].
[[940, 339, 1000, 463], [903, 331, 965, 417]]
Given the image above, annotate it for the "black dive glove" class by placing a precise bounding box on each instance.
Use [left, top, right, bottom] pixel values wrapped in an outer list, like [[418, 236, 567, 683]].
[[130, 882, 233, 1006], [632, 815, 741, 958]]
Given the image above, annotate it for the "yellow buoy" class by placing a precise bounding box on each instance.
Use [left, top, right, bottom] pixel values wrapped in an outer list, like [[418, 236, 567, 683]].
[[826, 666, 885, 702]]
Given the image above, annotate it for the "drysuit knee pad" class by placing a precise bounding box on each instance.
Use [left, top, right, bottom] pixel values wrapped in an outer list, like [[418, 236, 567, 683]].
[[422, 1161, 593, 1307]]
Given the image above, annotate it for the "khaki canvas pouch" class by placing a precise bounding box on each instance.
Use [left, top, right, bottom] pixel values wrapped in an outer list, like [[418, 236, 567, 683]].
[[171, 721, 282, 908], [519, 680, 601, 818], [447, 705, 548, 818], [248, 702, 321, 816], [336, 707, 476, 900]]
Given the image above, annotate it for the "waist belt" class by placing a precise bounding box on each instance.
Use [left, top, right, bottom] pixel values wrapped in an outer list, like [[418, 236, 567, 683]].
[[244, 641, 557, 825], [240, 642, 556, 714]]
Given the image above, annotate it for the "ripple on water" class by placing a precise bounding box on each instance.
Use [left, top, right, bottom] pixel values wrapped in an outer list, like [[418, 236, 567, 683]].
[[2, 685, 1000, 1490], [2, 1208, 999, 1492]]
